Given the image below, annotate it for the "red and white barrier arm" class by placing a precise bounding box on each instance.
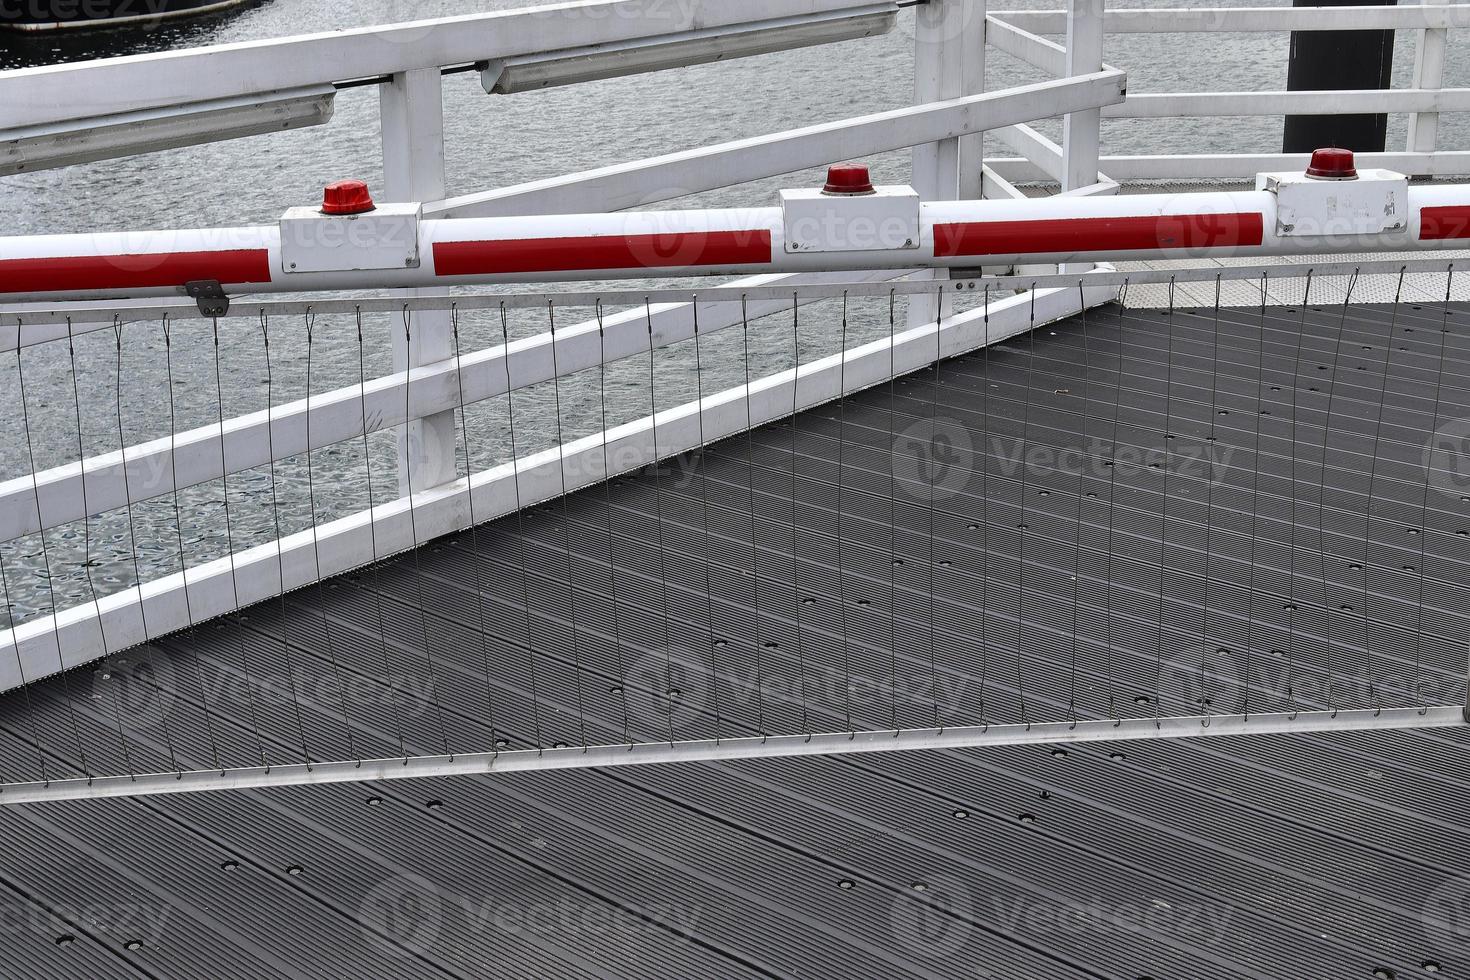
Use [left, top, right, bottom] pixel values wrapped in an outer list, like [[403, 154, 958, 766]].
[[2, 161, 1468, 304]]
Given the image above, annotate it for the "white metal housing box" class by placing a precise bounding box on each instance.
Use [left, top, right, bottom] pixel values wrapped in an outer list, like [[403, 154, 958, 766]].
[[279, 203, 422, 274], [781, 185, 921, 254], [1256, 169, 1408, 238]]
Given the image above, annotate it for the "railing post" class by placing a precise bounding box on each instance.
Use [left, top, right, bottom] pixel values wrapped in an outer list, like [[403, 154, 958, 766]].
[[1407, 0, 1448, 167], [380, 68, 458, 495], [1062, 0, 1104, 192], [910, 0, 984, 330]]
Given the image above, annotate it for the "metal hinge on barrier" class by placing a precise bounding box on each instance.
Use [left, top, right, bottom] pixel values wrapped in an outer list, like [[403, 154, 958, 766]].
[[185, 280, 230, 317]]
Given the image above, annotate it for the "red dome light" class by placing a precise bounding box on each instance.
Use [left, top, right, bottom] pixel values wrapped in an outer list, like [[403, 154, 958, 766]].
[[322, 179, 377, 215], [823, 163, 877, 196], [1305, 147, 1358, 181]]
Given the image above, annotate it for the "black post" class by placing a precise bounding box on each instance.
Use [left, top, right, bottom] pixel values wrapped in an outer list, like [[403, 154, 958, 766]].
[[1283, 0, 1398, 153]]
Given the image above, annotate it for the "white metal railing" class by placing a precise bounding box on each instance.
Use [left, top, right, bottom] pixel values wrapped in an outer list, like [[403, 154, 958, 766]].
[[986, 2, 1470, 181], [0, 274, 1116, 689], [0, 0, 1466, 755], [0, 0, 1118, 688]]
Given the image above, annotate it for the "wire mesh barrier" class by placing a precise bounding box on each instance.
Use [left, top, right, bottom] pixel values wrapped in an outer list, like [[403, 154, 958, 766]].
[[0, 264, 1466, 803]]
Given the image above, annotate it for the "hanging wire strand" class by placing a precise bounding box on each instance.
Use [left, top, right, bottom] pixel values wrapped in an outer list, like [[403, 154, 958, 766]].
[[1152, 279, 1177, 725], [399, 307, 454, 759], [1243, 273, 1270, 722], [352, 308, 410, 762], [1412, 267, 1455, 714], [689, 299, 725, 745], [303, 311, 360, 765], [739, 297, 769, 741], [210, 317, 271, 770], [923, 287, 942, 732], [1309, 270, 1361, 716], [1198, 275, 1225, 726], [593, 302, 633, 746], [447, 306, 503, 757], [496, 304, 546, 753], [978, 286, 993, 731], [787, 293, 813, 740], [259, 313, 314, 766], [1066, 284, 1093, 728], [112, 318, 198, 773], [643, 300, 679, 747], [1013, 290, 1039, 728], [66, 319, 138, 779], [18, 330, 94, 780], [834, 293, 854, 736], [886, 290, 901, 733], [1356, 268, 1409, 714], [1282, 271, 1315, 717], [545, 301, 590, 749], [1102, 282, 1129, 724]]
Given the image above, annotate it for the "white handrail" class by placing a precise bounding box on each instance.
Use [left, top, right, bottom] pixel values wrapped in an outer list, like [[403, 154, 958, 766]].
[[1103, 89, 1470, 118], [990, 5, 1470, 34], [426, 74, 1124, 220], [0, 0, 896, 130]]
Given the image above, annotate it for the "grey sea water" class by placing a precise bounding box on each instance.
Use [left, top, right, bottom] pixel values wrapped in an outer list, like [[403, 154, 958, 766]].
[[0, 0, 1463, 627]]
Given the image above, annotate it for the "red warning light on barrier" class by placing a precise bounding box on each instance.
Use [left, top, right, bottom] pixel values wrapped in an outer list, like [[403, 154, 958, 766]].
[[822, 163, 877, 196], [321, 179, 377, 215], [1305, 147, 1358, 181]]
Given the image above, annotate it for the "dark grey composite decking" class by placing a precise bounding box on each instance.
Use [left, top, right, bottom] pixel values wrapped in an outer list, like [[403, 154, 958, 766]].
[[0, 300, 1468, 978]]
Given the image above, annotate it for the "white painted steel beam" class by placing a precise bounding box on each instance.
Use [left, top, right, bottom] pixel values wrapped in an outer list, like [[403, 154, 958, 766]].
[[0, 0, 902, 131], [482, 5, 896, 93], [981, 163, 1026, 200], [1061, 0, 1105, 279], [1104, 88, 1470, 117], [381, 69, 458, 495], [0, 281, 1110, 689], [957, 2, 988, 202], [426, 71, 1116, 219], [990, 123, 1065, 180], [985, 15, 1067, 75], [1062, 0, 1104, 193], [986, 150, 1470, 181], [1408, 0, 1450, 154], [0, 86, 335, 177], [989, 5, 1470, 34], [0, 706, 1461, 804], [908, 0, 979, 335], [0, 270, 904, 544]]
